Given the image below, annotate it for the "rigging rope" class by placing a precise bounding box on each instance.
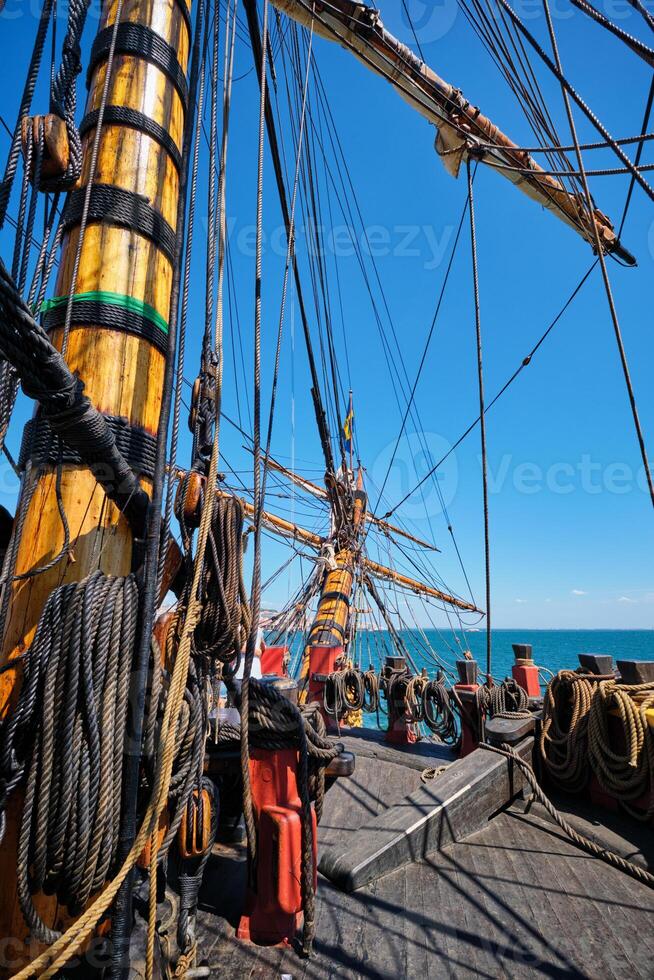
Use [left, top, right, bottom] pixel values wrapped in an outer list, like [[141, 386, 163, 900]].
[[482, 742, 654, 889], [239, 0, 270, 887], [495, 0, 654, 203], [0, 0, 54, 227], [567, 0, 654, 67], [540, 0, 654, 511], [467, 160, 492, 676]]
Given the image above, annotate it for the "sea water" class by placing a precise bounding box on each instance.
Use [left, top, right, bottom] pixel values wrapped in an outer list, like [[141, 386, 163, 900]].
[[283, 629, 654, 679]]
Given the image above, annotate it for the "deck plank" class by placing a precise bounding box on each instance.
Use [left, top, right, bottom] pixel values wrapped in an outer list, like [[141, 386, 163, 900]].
[[194, 785, 654, 979]]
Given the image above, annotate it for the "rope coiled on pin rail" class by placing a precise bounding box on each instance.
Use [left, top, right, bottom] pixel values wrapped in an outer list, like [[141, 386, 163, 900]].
[[422, 677, 459, 744], [587, 679, 654, 821], [540, 669, 608, 794], [481, 741, 654, 890], [323, 666, 365, 721], [0, 572, 138, 942], [362, 666, 382, 714], [476, 677, 531, 720], [541, 670, 654, 818]]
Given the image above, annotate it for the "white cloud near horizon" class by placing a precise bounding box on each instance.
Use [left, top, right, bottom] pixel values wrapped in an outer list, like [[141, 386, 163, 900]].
[[571, 589, 587, 596]]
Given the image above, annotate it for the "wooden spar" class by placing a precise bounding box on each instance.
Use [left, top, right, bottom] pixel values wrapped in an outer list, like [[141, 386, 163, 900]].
[[216, 487, 326, 550], [264, 454, 441, 552], [210, 483, 478, 614], [363, 558, 481, 614], [0, 0, 192, 953], [271, 0, 633, 263]]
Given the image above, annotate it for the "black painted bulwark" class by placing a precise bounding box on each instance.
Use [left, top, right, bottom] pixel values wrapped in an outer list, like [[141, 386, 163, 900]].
[[318, 737, 534, 892]]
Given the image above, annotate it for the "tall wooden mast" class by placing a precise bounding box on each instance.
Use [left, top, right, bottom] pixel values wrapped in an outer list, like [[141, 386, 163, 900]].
[[0, 0, 192, 952]]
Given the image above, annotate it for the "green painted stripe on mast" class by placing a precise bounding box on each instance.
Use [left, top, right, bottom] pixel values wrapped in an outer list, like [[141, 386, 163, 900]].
[[41, 290, 169, 335]]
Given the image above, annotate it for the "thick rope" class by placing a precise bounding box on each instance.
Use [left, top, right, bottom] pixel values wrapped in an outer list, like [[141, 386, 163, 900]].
[[47, 0, 92, 190], [481, 742, 654, 889], [0, 573, 138, 943]]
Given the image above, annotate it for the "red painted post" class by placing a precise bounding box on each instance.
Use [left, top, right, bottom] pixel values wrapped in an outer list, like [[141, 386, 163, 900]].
[[260, 644, 290, 677], [237, 747, 317, 946], [511, 644, 541, 699], [454, 660, 481, 758], [307, 645, 343, 733]]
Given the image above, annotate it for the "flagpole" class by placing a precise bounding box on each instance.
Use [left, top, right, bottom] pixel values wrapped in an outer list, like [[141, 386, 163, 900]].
[[348, 389, 354, 473]]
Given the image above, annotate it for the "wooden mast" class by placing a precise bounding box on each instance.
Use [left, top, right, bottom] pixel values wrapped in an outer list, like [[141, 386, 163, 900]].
[[0, 0, 192, 955]]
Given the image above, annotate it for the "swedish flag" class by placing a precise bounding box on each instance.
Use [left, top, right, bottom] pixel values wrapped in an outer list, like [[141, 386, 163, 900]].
[[343, 401, 354, 454]]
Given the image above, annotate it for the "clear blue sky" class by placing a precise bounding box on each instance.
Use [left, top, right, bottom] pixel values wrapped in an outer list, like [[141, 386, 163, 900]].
[[0, 0, 653, 630]]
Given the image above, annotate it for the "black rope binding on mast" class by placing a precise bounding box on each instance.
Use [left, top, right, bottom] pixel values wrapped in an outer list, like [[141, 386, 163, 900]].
[[0, 257, 149, 536]]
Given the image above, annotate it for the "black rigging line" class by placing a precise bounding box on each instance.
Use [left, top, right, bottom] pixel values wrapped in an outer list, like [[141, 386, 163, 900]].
[[372, 182, 472, 515], [307, 59, 465, 542], [467, 160, 492, 675], [495, 0, 654, 202], [385, 261, 597, 518], [541, 0, 654, 511], [243, 0, 336, 477], [401, 0, 426, 61], [568, 0, 654, 67], [624, 0, 654, 33], [618, 77, 654, 239]]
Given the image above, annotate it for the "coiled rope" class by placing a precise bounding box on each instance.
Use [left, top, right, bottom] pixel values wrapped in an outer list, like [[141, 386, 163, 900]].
[[189, 494, 251, 666], [588, 680, 654, 820], [542, 670, 654, 819], [0, 572, 138, 943], [422, 677, 458, 744], [477, 677, 531, 720], [323, 665, 365, 720], [540, 670, 608, 794]]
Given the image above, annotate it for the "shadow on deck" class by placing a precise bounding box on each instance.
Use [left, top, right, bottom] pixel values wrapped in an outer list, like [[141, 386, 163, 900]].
[[195, 733, 654, 979]]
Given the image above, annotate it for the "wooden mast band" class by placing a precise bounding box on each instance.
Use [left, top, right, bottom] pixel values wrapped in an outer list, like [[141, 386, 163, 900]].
[[80, 106, 183, 173], [87, 23, 190, 108], [61, 184, 177, 263]]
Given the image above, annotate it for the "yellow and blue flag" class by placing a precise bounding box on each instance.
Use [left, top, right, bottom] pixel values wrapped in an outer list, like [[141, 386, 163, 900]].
[[343, 398, 354, 454]]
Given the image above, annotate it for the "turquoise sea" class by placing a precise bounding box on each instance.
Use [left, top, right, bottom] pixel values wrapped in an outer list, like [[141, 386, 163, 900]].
[[284, 629, 654, 680], [419, 628, 654, 680]]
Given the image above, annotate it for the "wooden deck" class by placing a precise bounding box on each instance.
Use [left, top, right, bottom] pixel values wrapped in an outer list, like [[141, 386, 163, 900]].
[[195, 736, 654, 979]]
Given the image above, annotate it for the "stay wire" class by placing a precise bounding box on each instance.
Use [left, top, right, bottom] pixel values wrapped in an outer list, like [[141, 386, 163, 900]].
[[495, 0, 654, 203], [540, 0, 654, 511], [467, 160, 491, 674], [384, 261, 597, 518], [242, 0, 270, 879]]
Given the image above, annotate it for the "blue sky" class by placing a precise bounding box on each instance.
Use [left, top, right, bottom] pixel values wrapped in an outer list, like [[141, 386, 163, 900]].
[[0, 0, 653, 630]]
